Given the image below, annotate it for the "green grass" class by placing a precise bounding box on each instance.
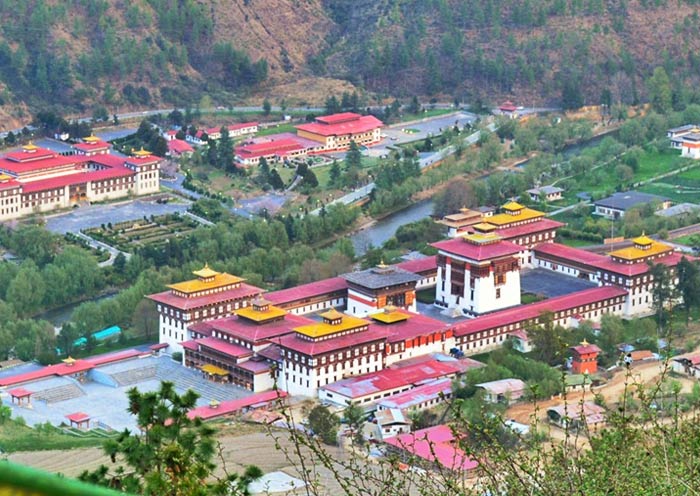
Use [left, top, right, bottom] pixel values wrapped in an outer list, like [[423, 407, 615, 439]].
[[0, 421, 108, 453], [521, 293, 547, 304], [558, 237, 597, 247], [256, 123, 297, 137], [416, 288, 435, 304], [673, 234, 700, 247]]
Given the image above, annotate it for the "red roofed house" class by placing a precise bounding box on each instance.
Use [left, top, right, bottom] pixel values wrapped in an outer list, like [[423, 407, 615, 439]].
[[167, 139, 194, 157], [570, 341, 601, 375], [296, 112, 383, 152], [342, 262, 422, 317], [235, 137, 307, 167], [0, 144, 161, 221], [147, 264, 262, 354], [433, 230, 523, 317], [499, 101, 519, 118], [384, 425, 479, 474]]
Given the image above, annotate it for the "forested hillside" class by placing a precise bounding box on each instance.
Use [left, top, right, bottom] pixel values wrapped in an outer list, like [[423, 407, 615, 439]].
[[1, 0, 700, 125]]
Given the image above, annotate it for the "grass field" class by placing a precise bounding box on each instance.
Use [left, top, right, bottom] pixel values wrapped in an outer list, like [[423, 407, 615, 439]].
[[0, 421, 108, 453], [256, 123, 297, 137]]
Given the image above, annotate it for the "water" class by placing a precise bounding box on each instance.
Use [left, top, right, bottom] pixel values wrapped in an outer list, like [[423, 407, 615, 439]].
[[517, 129, 619, 169], [350, 199, 434, 256], [36, 292, 117, 327]]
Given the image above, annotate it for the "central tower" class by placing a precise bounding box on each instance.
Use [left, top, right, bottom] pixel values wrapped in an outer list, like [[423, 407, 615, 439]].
[[433, 232, 522, 317]]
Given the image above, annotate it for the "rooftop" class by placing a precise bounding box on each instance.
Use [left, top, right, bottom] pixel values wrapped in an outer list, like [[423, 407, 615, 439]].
[[475, 378, 527, 395], [148, 283, 262, 311], [187, 390, 287, 420], [594, 191, 670, 211], [293, 311, 368, 339], [377, 378, 452, 410], [432, 236, 522, 262], [384, 425, 478, 472], [322, 354, 483, 399], [167, 268, 244, 295], [452, 286, 628, 338], [265, 277, 348, 306], [396, 255, 437, 274], [342, 264, 421, 289], [296, 114, 383, 137]]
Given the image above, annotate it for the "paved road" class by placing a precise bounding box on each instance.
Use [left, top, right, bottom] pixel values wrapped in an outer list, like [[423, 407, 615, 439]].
[[75, 232, 130, 267]]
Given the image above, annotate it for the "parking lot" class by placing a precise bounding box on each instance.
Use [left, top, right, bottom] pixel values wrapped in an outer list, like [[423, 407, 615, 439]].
[[45, 199, 191, 234]]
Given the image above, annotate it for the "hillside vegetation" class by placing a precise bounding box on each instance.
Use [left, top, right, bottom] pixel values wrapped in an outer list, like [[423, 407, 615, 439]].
[[1, 0, 700, 125]]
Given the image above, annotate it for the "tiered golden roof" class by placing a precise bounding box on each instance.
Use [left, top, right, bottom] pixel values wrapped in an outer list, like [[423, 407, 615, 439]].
[[295, 311, 367, 339], [472, 222, 497, 232], [486, 203, 545, 226], [608, 237, 673, 261], [236, 304, 287, 322], [168, 265, 244, 294], [132, 147, 151, 157], [83, 135, 101, 143], [370, 306, 410, 324], [461, 232, 502, 245]]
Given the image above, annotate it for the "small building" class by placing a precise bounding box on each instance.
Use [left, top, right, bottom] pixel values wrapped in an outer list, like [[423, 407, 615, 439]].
[[383, 425, 479, 474], [437, 208, 484, 238], [375, 378, 453, 413], [342, 263, 421, 318], [475, 378, 527, 405], [374, 408, 411, 440], [499, 101, 519, 119], [72, 135, 110, 156], [668, 124, 700, 149], [526, 185, 564, 203], [65, 412, 91, 429], [569, 341, 601, 375], [680, 133, 700, 159], [508, 329, 532, 353], [564, 373, 593, 392], [547, 401, 605, 431], [672, 355, 700, 378], [593, 192, 672, 219], [167, 139, 194, 158]]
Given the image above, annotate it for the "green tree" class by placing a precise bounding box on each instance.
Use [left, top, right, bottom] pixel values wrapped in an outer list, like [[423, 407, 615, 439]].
[[527, 311, 567, 366], [432, 178, 477, 217], [80, 382, 261, 494], [262, 98, 271, 116], [268, 169, 284, 190], [648, 66, 673, 114], [676, 257, 700, 326], [343, 403, 366, 445], [329, 160, 341, 186], [307, 405, 340, 445], [650, 262, 676, 333], [217, 126, 234, 171]]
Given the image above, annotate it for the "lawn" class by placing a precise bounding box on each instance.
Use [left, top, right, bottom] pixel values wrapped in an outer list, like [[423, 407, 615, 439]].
[[256, 123, 297, 137], [0, 420, 109, 453]]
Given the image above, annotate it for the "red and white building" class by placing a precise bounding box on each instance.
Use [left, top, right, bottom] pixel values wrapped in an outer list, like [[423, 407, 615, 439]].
[[147, 265, 262, 353], [343, 263, 421, 318], [433, 233, 523, 317], [0, 143, 160, 221], [187, 122, 259, 145], [235, 113, 383, 166]]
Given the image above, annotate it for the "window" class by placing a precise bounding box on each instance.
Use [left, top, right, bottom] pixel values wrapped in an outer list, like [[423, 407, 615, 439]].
[[496, 288, 501, 299]]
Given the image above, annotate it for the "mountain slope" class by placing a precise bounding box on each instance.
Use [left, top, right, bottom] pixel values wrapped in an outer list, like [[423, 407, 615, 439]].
[[0, 0, 698, 127]]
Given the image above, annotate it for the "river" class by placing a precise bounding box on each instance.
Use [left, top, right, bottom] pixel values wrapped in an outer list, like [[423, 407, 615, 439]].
[[349, 131, 617, 257], [350, 199, 434, 256], [36, 292, 117, 328]]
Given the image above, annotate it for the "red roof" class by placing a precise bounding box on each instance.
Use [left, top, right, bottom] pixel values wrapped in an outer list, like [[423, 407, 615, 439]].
[[396, 256, 437, 274], [0, 349, 143, 387], [73, 141, 110, 152], [500, 101, 518, 112], [181, 340, 199, 351], [452, 286, 628, 338], [167, 139, 194, 154], [377, 378, 452, 410], [384, 425, 478, 471], [21, 166, 134, 194], [147, 283, 262, 311], [265, 277, 348, 306], [535, 243, 691, 277], [228, 122, 258, 131], [432, 237, 522, 261], [196, 337, 253, 359], [488, 218, 565, 240], [316, 112, 363, 124], [236, 359, 272, 374], [8, 387, 32, 398], [370, 310, 450, 344], [187, 390, 287, 420], [322, 356, 482, 399], [189, 312, 312, 345], [235, 138, 305, 160], [149, 343, 169, 350], [571, 343, 602, 355], [296, 114, 383, 137], [0, 154, 77, 175], [4, 147, 56, 162], [277, 326, 392, 356], [0, 178, 20, 191], [66, 412, 90, 423]]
